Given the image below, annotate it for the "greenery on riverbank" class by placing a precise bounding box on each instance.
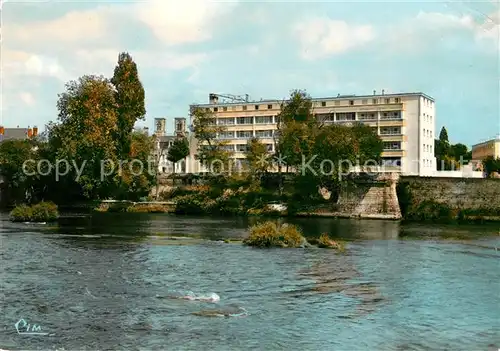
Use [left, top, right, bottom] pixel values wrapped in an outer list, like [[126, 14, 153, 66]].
[[9, 201, 59, 222]]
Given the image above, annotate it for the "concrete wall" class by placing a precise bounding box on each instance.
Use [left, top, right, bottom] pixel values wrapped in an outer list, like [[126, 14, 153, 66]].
[[398, 176, 500, 220]]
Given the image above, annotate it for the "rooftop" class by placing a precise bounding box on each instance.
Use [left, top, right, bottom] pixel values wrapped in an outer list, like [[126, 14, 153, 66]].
[[191, 91, 435, 107], [472, 135, 500, 147]]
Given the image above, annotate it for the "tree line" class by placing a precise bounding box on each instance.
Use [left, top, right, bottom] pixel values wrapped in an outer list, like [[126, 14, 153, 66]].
[[0, 52, 188, 206]]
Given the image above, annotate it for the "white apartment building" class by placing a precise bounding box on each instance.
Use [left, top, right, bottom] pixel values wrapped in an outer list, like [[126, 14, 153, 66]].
[[190, 91, 437, 176]]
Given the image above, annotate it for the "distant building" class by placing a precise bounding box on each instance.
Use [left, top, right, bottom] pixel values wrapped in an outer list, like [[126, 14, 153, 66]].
[[190, 91, 437, 176], [152, 118, 199, 174], [472, 136, 500, 161], [0, 126, 39, 142]]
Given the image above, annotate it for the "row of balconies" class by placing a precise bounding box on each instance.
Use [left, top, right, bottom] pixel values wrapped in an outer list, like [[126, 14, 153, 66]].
[[217, 126, 403, 140], [214, 111, 403, 126]]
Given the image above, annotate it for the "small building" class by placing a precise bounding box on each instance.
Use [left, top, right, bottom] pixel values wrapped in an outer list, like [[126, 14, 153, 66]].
[[0, 126, 39, 142], [472, 136, 500, 161]]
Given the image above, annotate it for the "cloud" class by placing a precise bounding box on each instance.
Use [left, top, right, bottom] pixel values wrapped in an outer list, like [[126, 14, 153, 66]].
[[293, 17, 376, 60], [19, 92, 35, 106], [134, 0, 239, 46]]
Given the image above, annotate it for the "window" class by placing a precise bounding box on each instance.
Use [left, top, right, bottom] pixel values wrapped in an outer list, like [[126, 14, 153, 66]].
[[236, 131, 253, 139], [336, 112, 355, 121], [255, 130, 273, 138], [266, 144, 273, 152], [237, 117, 253, 124], [242, 105, 247, 111], [358, 112, 377, 120], [380, 127, 401, 135], [267, 104, 273, 109], [381, 157, 401, 167], [236, 144, 249, 152], [362, 99, 368, 104], [385, 98, 390, 104], [316, 113, 335, 122], [381, 111, 401, 120], [334, 100, 340, 106], [255, 105, 259, 110], [349, 100, 354, 106], [255, 116, 273, 124], [223, 106, 228, 111], [221, 145, 234, 152], [372, 98, 378, 104], [321, 101, 326, 107], [214, 107, 218, 112], [395, 98, 400, 103], [383, 141, 401, 150], [218, 118, 234, 125], [218, 131, 234, 139]]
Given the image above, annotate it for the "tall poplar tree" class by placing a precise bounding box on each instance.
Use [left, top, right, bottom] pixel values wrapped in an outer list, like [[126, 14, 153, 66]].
[[111, 52, 146, 158]]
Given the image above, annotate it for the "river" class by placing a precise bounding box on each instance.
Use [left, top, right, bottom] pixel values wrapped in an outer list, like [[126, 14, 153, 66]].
[[1, 212, 499, 350]]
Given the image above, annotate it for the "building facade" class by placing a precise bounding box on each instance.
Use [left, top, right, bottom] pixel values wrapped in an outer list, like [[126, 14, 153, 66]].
[[0, 126, 39, 141], [152, 117, 199, 174], [471, 136, 500, 161], [190, 92, 436, 176]]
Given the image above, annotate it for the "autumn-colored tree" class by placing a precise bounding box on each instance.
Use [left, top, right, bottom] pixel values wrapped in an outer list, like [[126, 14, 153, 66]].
[[111, 52, 146, 158], [191, 107, 232, 173], [48, 75, 119, 200]]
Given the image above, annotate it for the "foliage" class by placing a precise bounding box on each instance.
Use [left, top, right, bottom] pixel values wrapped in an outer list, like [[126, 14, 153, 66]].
[[0, 139, 44, 204], [246, 137, 272, 177], [243, 221, 306, 248], [114, 131, 156, 201], [434, 126, 471, 170], [316, 233, 346, 252], [49, 75, 119, 200], [111, 52, 146, 158], [191, 107, 232, 173], [10, 202, 58, 222], [167, 137, 190, 173], [482, 156, 500, 177]]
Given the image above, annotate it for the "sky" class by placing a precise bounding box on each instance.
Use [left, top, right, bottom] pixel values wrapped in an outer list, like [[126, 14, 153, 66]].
[[1, 0, 499, 147]]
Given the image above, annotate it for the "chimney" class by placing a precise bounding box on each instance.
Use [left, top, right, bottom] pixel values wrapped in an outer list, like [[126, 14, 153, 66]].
[[382, 89, 385, 95], [33, 126, 38, 136], [373, 90, 376, 95]]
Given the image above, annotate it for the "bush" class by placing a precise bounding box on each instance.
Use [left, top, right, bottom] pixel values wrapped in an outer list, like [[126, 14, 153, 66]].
[[10, 202, 59, 222], [174, 194, 216, 215], [243, 221, 306, 248], [316, 233, 346, 252]]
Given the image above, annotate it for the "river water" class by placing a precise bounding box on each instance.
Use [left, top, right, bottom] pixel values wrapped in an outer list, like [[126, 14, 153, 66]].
[[1, 212, 499, 350]]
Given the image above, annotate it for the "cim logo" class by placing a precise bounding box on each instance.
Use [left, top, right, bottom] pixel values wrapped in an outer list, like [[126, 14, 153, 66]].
[[15, 319, 50, 336]]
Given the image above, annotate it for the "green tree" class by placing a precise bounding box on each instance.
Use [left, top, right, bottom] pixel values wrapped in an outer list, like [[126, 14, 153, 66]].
[[0, 139, 41, 205], [191, 107, 232, 173], [483, 156, 500, 178], [246, 137, 271, 180], [350, 123, 384, 165], [49, 75, 119, 200], [111, 52, 146, 158], [114, 131, 156, 201], [167, 136, 190, 178]]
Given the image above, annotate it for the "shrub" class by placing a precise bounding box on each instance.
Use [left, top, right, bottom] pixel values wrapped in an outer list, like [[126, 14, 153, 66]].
[[9, 204, 33, 222], [316, 233, 346, 252], [10, 202, 59, 222], [243, 221, 306, 248], [174, 194, 216, 215]]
